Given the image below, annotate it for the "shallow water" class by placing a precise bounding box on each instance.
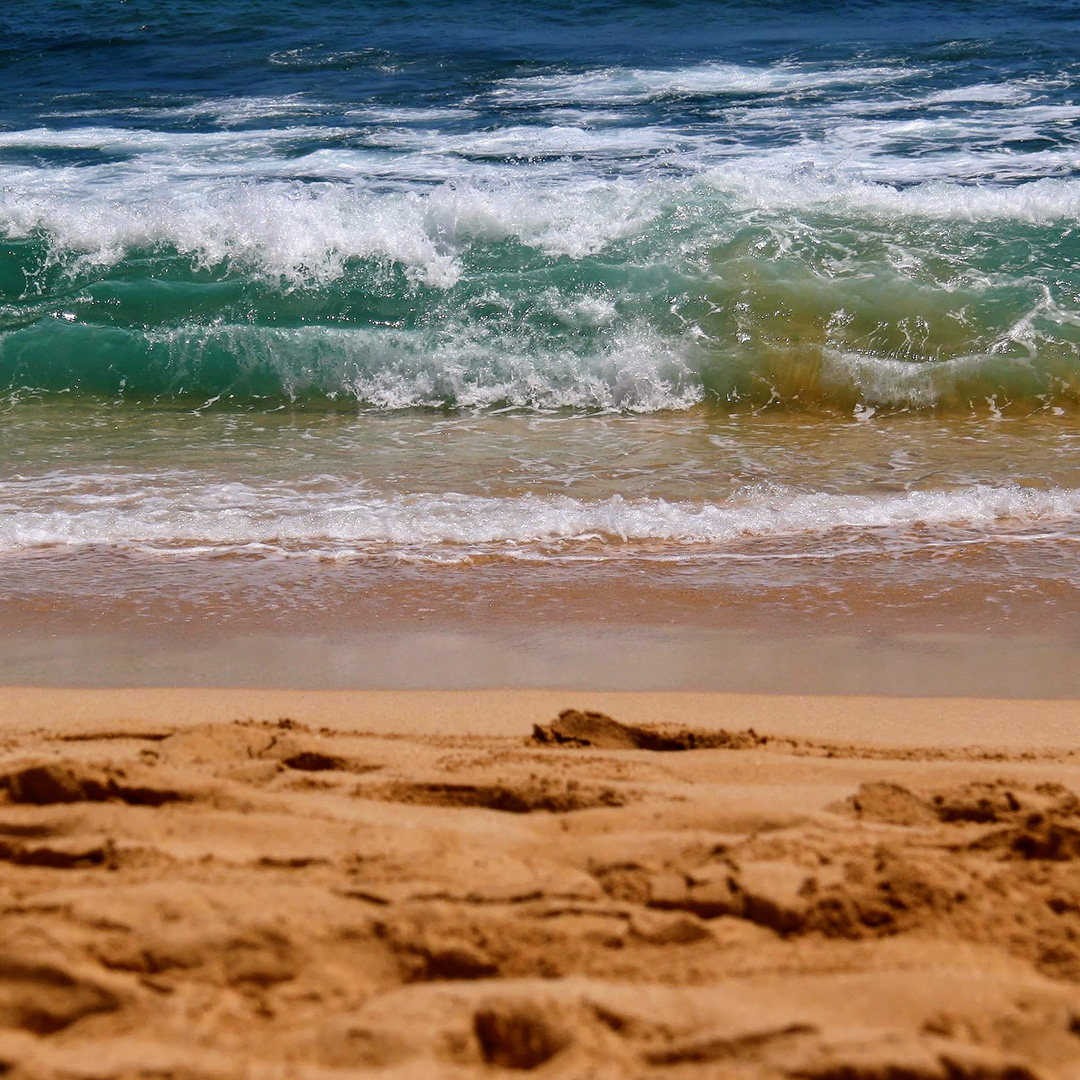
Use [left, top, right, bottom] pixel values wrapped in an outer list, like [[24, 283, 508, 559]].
[[2, 404, 1077, 640]]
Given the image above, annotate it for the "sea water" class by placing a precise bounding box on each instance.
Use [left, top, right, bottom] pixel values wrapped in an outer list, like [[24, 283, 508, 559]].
[[1, 1, 1079, 685]]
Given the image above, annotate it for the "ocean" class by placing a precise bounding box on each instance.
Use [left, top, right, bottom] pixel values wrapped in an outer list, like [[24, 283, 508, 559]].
[[2, 0, 1079, 691]]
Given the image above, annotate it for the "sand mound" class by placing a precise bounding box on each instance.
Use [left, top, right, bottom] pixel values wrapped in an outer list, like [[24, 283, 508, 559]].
[[1, 761, 194, 807], [366, 776, 629, 813], [844, 779, 1080, 827], [0, 953, 124, 1035], [533, 708, 767, 750]]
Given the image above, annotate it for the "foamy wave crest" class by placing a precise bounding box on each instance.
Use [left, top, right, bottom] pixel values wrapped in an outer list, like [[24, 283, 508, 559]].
[[5, 162, 1079, 314], [717, 169, 1080, 223], [0, 319, 703, 411], [493, 62, 919, 105], [4, 483, 1078, 556], [0, 172, 663, 288]]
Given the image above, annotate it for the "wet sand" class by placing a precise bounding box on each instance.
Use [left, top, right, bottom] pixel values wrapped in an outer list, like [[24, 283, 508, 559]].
[[1, 686, 1079, 1078], [5, 625, 1080, 698]]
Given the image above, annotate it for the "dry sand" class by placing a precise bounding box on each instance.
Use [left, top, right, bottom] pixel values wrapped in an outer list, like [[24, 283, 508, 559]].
[[1, 687, 1079, 1079]]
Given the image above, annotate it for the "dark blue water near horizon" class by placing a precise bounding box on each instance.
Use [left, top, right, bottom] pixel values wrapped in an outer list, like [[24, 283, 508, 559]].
[[5, 2, 1080, 100]]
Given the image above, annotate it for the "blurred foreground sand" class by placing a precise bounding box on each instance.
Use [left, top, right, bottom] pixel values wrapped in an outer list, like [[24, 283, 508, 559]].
[[1, 688, 1079, 1079]]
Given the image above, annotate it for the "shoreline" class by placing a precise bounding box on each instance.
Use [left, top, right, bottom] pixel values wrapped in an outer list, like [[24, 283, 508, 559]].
[[5, 624, 1080, 698]]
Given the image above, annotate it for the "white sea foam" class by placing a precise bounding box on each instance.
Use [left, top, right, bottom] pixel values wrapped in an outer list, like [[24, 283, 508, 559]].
[[492, 62, 920, 105], [10, 59, 1076, 196], [922, 83, 1035, 105], [43, 96, 336, 126], [712, 168, 1080, 223], [344, 106, 481, 124], [2, 482, 1078, 556], [3, 160, 1077, 309], [358, 122, 687, 159], [0, 124, 352, 156], [90, 318, 703, 411], [0, 166, 670, 286]]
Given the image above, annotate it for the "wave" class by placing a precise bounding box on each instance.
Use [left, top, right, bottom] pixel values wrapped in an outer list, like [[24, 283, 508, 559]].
[[4, 166, 1079, 295], [1, 315, 1077, 413], [491, 61, 922, 105], [0, 173, 670, 287], [0, 320, 704, 411], [2, 174, 1078, 413], [3, 483, 1078, 556]]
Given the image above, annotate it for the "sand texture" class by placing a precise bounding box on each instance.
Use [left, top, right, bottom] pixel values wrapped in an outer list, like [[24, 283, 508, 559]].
[[1, 692, 1080, 1078]]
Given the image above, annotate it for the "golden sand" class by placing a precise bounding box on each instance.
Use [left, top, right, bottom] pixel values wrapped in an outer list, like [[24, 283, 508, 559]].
[[0, 687, 1079, 1078]]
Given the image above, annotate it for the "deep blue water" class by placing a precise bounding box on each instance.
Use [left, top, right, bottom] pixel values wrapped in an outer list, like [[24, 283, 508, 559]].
[[5, 2, 1079, 98]]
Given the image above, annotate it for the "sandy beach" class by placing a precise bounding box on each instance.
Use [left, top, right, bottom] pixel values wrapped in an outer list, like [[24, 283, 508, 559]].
[[1, 687, 1078, 1078], [4, 0, 1080, 1076]]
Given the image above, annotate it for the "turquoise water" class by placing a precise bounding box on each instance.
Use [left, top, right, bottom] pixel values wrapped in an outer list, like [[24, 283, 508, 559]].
[[2, 0, 1080, 412]]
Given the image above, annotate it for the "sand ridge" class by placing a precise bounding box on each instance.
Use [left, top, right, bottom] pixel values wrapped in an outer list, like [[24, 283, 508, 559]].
[[0, 702, 1079, 1078]]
